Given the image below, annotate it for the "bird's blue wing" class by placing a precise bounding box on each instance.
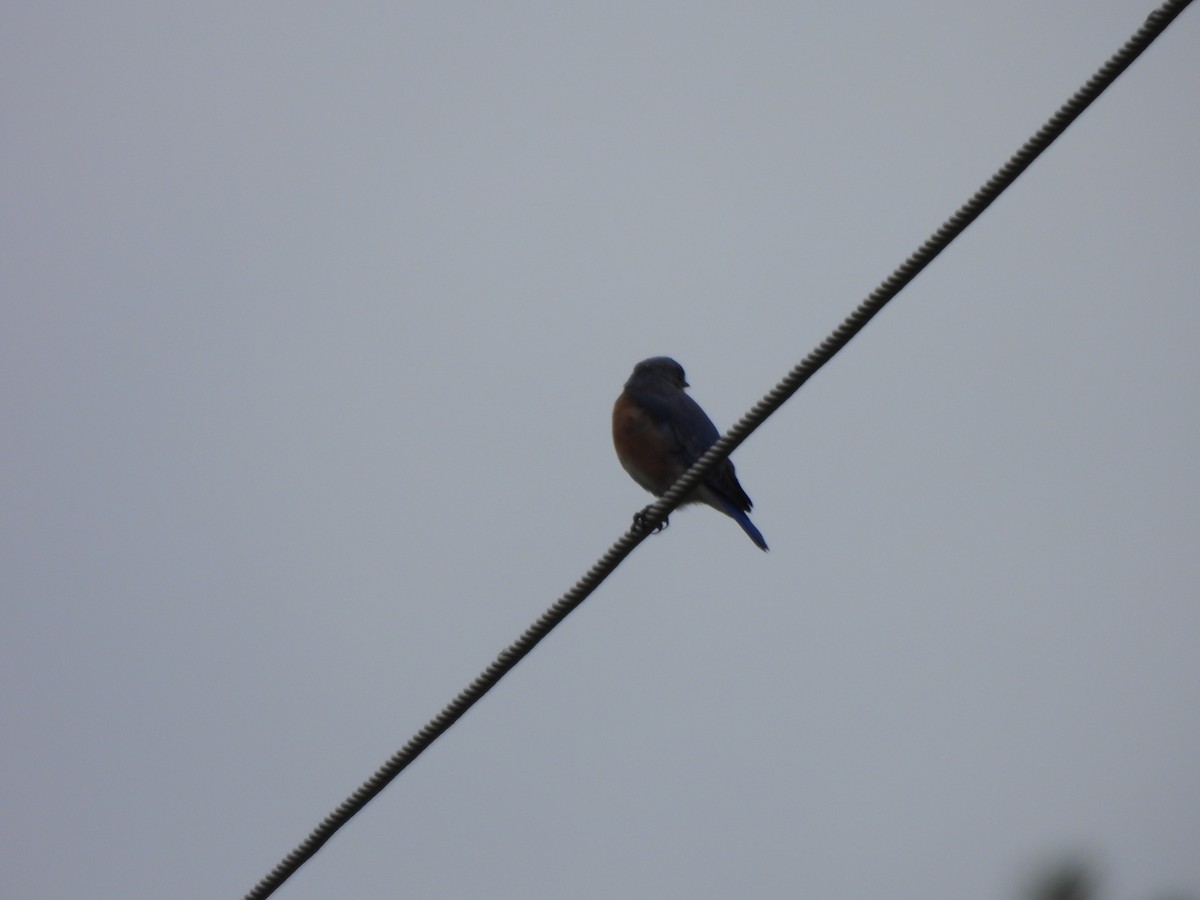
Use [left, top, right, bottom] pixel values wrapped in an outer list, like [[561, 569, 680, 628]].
[[647, 392, 720, 466]]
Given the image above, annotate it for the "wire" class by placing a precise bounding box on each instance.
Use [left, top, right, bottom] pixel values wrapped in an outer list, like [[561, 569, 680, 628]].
[[243, 2, 1192, 897]]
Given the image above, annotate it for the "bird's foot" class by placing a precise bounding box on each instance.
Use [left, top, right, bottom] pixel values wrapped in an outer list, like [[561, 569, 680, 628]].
[[633, 506, 669, 535]]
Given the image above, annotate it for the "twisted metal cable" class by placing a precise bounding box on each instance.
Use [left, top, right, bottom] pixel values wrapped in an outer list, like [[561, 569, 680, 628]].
[[244, 3, 1191, 897], [644, 0, 1194, 529]]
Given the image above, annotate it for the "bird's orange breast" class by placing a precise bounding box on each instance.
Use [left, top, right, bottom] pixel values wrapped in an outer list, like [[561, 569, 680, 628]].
[[612, 393, 682, 494]]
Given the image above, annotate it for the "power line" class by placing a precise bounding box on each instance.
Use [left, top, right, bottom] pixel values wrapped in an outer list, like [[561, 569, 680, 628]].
[[242, 2, 1193, 897]]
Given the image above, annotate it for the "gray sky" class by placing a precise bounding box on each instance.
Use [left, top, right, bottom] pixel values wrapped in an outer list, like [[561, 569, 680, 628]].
[[3, 3, 1198, 899]]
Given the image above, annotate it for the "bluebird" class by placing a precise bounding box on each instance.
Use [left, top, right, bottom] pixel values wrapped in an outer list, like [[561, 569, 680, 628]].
[[613, 357, 768, 551]]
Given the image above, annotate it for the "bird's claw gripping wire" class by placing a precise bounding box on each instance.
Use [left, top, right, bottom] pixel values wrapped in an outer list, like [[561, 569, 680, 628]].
[[632, 506, 669, 535]]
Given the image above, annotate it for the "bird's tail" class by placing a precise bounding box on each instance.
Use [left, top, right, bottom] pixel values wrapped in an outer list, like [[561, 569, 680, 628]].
[[716, 497, 768, 552]]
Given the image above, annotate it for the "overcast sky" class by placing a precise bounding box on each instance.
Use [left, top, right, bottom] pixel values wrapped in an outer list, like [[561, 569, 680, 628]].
[[3, 3, 1198, 899]]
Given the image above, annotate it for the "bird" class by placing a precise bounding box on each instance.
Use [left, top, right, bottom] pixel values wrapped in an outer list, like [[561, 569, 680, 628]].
[[612, 356, 768, 551]]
